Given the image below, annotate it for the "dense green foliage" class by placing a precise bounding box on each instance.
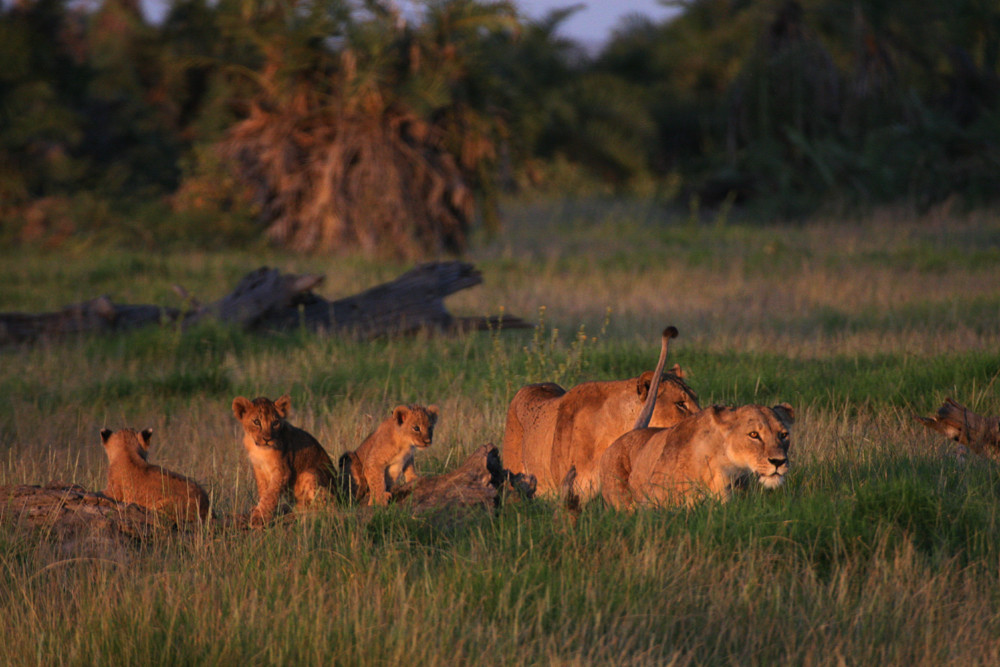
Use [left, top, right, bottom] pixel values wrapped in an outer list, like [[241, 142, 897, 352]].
[[1, 0, 998, 252]]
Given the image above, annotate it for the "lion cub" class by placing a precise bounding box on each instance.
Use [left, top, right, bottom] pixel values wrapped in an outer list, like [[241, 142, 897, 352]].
[[232, 394, 337, 524], [341, 404, 439, 505], [100, 428, 210, 523]]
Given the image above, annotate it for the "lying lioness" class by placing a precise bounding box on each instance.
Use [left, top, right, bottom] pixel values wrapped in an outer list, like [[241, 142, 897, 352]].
[[600, 402, 794, 510], [502, 327, 699, 501]]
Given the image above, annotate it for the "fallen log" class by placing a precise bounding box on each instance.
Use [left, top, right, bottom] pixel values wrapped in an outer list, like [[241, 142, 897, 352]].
[[0, 261, 529, 346], [0, 296, 175, 345], [917, 398, 1000, 461], [390, 445, 536, 513], [0, 482, 171, 547]]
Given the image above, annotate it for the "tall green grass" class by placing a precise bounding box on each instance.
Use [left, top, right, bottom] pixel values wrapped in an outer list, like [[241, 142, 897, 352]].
[[2, 201, 1000, 664]]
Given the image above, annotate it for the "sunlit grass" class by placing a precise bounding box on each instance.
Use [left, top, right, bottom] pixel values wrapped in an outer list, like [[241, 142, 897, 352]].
[[2, 200, 1000, 663]]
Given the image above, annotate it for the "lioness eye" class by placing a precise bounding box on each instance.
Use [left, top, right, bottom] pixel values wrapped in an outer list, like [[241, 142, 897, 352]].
[[675, 401, 688, 413], [748, 431, 760, 439]]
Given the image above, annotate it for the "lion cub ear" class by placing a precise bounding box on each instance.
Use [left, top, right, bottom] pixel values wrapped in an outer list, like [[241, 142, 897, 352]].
[[140, 428, 153, 450], [393, 405, 410, 425], [232, 396, 252, 420], [636, 371, 655, 401], [274, 394, 292, 418], [426, 405, 439, 421], [772, 403, 795, 426], [100, 428, 113, 444]]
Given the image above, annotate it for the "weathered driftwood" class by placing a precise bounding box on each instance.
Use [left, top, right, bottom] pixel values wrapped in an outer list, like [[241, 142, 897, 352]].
[[0, 482, 170, 545], [0, 261, 528, 346], [390, 445, 536, 513], [918, 398, 1000, 461]]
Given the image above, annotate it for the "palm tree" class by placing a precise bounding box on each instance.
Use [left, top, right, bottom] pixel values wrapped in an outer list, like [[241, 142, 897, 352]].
[[190, 0, 519, 257]]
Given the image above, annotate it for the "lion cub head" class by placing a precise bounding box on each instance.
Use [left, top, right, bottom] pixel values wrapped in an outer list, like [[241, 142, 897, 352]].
[[392, 404, 438, 450], [232, 395, 291, 449], [713, 403, 794, 489]]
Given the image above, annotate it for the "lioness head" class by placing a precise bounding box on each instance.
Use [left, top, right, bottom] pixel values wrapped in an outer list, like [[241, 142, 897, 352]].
[[232, 395, 292, 449], [638, 363, 701, 425], [712, 403, 794, 489], [392, 404, 439, 449], [101, 427, 154, 462]]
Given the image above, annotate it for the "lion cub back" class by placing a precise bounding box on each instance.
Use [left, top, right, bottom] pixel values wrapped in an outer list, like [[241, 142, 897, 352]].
[[345, 404, 439, 505], [101, 428, 210, 523]]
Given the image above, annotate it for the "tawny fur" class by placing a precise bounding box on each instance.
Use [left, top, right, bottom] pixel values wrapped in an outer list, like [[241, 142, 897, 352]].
[[232, 394, 336, 524], [501, 330, 699, 501], [100, 428, 210, 523], [600, 403, 794, 510], [341, 404, 439, 506]]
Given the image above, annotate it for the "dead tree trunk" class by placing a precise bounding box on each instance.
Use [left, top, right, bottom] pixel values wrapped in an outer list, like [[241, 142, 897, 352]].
[[0, 297, 174, 345], [0, 483, 171, 545], [264, 261, 487, 336], [917, 398, 1000, 461], [0, 262, 527, 346], [185, 267, 324, 329]]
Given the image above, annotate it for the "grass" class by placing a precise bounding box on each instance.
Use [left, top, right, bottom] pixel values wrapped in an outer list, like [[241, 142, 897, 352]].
[[2, 200, 1000, 664]]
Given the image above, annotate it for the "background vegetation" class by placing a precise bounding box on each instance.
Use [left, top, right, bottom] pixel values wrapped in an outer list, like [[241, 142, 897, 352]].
[[2, 0, 998, 661], [2, 0, 998, 255], [2, 203, 1000, 663]]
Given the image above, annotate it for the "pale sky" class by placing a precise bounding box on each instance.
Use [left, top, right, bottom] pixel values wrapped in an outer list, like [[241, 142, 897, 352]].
[[139, 0, 679, 47], [515, 0, 678, 46]]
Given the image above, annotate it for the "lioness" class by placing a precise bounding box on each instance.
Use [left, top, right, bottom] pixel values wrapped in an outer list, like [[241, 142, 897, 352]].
[[600, 403, 794, 510], [100, 427, 210, 523], [340, 404, 438, 505], [501, 327, 699, 501], [232, 394, 337, 524]]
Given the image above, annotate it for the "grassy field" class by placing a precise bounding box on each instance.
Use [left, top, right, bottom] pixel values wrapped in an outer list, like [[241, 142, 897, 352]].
[[2, 200, 1000, 665]]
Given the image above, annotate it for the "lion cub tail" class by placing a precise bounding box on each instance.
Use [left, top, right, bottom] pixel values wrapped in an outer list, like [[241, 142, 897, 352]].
[[337, 451, 369, 505], [632, 326, 678, 431]]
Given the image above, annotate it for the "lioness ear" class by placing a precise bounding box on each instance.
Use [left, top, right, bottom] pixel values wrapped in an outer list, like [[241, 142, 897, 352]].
[[232, 397, 252, 420], [772, 403, 795, 426], [140, 428, 153, 450], [709, 405, 729, 423], [669, 363, 686, 379], [393, 405, 409, 425], [100, 428, 113, 444], [274, 394, 292, 418], [636, 371, 654, 401]]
